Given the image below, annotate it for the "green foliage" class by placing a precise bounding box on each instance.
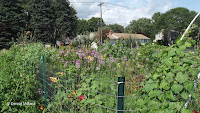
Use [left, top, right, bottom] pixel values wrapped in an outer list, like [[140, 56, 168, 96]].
[[139, 40, 200, 112], [107, 24, 124, 33], [2, 34, 200, 112], [0, 43, 57, 112], [29, 0, 55, 43], [0, 0, 77, 49], [53, 0, 77, 40], [88, 17, 105, 32], [0, 0, 26, 49], [77, 19, 89, 35], [125, 18, 153, 38], [162, 7, 196, 34], [72, 33, 97, 48], [123, 36, 137, 48]]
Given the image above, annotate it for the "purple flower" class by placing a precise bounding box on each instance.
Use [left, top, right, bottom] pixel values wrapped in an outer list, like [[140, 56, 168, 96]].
[[109, 57, 117, 63], [86, 51, 89, 55], [92, 50, 96, 54], [99, 60, 105, 65], [76, 59, 81, 64], [60, 50, 64, 54], [91, 50, 96, 56]]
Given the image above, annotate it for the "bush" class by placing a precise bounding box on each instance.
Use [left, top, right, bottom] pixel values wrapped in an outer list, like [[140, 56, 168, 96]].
[[0, 43, 57, 112]]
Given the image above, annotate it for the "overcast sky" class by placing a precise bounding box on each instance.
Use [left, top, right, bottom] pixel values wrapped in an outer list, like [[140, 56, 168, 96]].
[[69, 0, 200, 27]]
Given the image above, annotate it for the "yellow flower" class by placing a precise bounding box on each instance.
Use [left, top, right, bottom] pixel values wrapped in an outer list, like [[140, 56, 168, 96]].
[[61, 46, 66, 50], [68, 93, 74, 102], [117, 63, 121, 68], [69, 43, 72, 46], [50, 77, 58, 83], [121, 37, 125, 40], [101, 55, 105, 59], [88, 56, 91, 60]]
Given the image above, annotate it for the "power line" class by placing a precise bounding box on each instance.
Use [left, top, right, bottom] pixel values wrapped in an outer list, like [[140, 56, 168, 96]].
[[70, 2, 100, 4], [105, 3, 136, 10]]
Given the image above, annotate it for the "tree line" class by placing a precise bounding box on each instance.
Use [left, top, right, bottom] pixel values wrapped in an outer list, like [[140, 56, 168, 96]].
[[78, 7, 200, 43], [0, 0, 77, 49], [1, 1, 200, 50]]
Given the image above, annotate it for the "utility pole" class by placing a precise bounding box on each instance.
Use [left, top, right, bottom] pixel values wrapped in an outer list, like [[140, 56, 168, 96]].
[[98, 2, 104, 45]]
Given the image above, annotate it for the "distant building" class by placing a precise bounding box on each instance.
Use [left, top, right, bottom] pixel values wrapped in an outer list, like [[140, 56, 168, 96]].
[[107, 30, 150, 45], [154, 29, 180, 45], [153, 29, 164, 42]]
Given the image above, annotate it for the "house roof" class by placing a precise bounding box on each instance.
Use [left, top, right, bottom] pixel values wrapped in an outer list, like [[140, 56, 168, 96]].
[[107, 33, 150, 40]]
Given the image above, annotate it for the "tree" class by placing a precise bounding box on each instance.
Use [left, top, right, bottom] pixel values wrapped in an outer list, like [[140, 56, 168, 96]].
[[53, 0, 77, 41], [151, 7, 200, 44], [161, 7, 196, 34], [0, 0, 26, 49], [76, 19, 89, 35], [151, 12, 164, 35], [88, 17, 105, 32], [102, 29, 110, 41], [125, 18, 153, 38], [29, 0, 54, 43], [107, 24, 124, 33]]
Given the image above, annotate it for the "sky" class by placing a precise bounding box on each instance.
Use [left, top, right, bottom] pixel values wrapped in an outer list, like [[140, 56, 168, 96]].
[[68, 0, 200, 27]]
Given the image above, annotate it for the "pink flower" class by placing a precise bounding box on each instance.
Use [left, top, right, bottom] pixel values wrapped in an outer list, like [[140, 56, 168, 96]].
[[76, 59, 81, 64], [86, 51, 89, 55], [78, 95, 85, 101], [92, 50, 96, 54], [193, 110, 197, 113]]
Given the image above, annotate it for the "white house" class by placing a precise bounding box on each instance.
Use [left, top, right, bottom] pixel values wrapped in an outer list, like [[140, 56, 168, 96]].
[[154, 29, 180, 45], [153, 29, 164, 43]]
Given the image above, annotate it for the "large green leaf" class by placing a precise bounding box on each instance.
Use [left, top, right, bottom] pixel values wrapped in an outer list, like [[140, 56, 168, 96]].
[[148, 100, 159, 108], [181, 107, 191, 113], [171, 84, 183, 93], [175, 72, 188, 83], [158, 93, 165, 101], [166, 72, 174, 83], [143, 84, 155, 92], [149, 90, 162, 98], [153, 73, 160, 79], [181, 92, 189, 100], [166, 91, 177, 101], [184, 81, 194, 92], [168, 49, 176, 57], [190, 92, 198, 99], [160, 79, 170, 90]]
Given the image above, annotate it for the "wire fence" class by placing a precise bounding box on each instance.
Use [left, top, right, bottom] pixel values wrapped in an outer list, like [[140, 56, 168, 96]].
[[35, 56, 200, 113]]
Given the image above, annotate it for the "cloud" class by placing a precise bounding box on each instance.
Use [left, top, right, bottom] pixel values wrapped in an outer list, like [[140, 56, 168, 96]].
[[69, 0, 172, 27]]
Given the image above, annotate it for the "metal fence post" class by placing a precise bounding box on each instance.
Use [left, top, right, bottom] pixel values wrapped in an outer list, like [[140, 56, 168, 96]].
[[42, 56, 47, 108], [117, 77, 125, 113]]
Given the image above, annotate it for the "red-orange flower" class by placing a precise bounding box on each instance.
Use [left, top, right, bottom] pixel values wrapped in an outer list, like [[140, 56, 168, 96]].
[[78, 95, 85, 101], [36, 104, 44, 111]]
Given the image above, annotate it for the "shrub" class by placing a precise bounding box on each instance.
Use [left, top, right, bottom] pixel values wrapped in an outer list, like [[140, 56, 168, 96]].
[[0, 43, 57, 112]]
